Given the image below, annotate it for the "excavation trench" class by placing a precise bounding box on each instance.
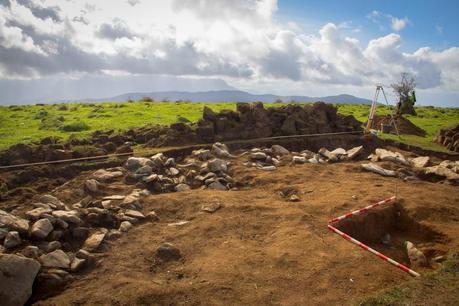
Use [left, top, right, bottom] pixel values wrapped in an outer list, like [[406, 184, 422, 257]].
[[335, 202, 449, 268]]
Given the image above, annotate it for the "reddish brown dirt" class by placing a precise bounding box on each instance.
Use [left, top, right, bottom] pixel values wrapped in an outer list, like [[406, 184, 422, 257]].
[[26, 154, 459, 305]]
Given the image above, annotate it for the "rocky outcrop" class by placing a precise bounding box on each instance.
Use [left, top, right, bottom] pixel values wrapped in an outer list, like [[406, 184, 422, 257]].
[[0, 102, 361, 167], [434, 124, 459, 152]]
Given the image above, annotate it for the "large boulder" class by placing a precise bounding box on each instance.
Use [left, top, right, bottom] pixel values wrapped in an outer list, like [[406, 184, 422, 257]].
[[0, 254, 41, 306]]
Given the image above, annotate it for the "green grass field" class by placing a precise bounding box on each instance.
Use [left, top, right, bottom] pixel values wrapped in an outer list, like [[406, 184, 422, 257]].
[[0, 101, 458, 151], [358, 250, 459, 305]]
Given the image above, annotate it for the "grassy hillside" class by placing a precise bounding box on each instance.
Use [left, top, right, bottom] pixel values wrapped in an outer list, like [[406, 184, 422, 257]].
[[0, 101, 458, 151]]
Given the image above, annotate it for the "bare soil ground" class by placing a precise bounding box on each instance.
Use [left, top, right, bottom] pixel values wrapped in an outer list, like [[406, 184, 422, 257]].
[[18, 149, 458, 305]]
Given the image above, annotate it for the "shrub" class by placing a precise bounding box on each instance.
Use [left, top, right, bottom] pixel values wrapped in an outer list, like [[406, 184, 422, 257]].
[[34, 109, 48, 119], [140, 96, 153, 102], [39, 116, 64, 130], [59, 121, 90, 132], [57, 104, 68, 111]]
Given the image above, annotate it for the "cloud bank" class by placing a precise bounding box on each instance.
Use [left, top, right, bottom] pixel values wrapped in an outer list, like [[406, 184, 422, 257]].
[[0, 0, 457, 100]]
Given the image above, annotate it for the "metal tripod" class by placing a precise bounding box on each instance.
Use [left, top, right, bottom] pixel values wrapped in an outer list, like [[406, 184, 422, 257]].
[[366, 84, 400, 137]]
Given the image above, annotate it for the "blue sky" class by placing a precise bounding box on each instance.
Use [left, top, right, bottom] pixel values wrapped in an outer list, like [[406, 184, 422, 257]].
[[0, 0, 458, 106], [278, 0, 458, 52]]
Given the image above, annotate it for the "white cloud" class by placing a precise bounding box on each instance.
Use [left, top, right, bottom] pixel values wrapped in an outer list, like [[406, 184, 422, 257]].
[[367, 10, 410, 32], [0, 0, 457, 96], [391, 16, 409, 31]]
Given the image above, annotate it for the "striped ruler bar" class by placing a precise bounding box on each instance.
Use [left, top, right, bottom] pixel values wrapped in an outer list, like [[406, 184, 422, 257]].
[[327, 195, 421, 277], [329, 196, 396, 224]]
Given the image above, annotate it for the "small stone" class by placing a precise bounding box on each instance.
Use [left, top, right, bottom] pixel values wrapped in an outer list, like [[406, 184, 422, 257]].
[[76, 249, 92, 260], [70, 257, 86, 272], [39, 241, 62, 253], [271, 145, 290, 155], [31, 218, 53, 239], [292, 156, 307, 164], [156, 243, 181, 261], [208, 181, 227, 191], [192, 149, 212, 161], [0, 254, 41, 306], [22, 246, 41, 258], [106, 229, 122, 240], [201, 202, 223, 213], [25, 207, 52, 220], [0, 210, 30, 233], [143, 173, 159, 183], [36, 269, 70, 292], [125, 210, 145, 219], [318, 148, 339, 162], [250, 152, 267, 161], [175, 183, 191, 192], [71, 227, 90, 240], [381, 233, 391, 245], [346, 146, 364, 160], [55, 219, 69, 229], [410, 156, 430, 168], [93, 169, 123, 182], [289, 194, 300, 202], [52, 210, 82, 225], [167, 221, 190, 227], [39, 195, 66, 210], [136, 165, 153, 176], [207, 158, 228, 172], [261, 165, 277, 171], [39, 250, 70, 269], [168, 167, 180, 176], [119, 221, 133, 232], [121, 195, 141, 209], [126, 157, 153, 172], [146, 211, 159, 221], [84, 179, 100, 193], [4, 231, 21, 249], [405, 241, 427, 267], [83, 232, 106, 251], [330, 148, 346, 155], [48, 230, 64, 241]]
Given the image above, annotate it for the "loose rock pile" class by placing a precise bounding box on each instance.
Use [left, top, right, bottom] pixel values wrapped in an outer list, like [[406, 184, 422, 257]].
[[0, 167, 158, 302], [125, 142, 235, 192], [362, 148, 459, 182], [434, 124, 459, 152]]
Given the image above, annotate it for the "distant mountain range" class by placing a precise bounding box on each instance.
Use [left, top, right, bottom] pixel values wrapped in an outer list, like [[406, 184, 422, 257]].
[[79, 90, 372, 104]]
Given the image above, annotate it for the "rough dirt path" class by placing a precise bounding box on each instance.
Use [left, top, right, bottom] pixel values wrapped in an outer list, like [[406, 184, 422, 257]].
[[37, 160, 459, 305]]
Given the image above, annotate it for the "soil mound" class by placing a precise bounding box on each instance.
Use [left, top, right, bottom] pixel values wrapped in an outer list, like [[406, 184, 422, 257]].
[[371, 115, 426, 137], [434, 124, 459, 152]]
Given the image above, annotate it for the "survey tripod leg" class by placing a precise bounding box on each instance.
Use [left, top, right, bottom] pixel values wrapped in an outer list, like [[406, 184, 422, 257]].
[[381, 87, 400, 138]]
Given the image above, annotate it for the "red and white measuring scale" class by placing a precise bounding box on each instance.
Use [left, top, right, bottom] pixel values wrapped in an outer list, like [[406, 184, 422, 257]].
[[328, 196, 420, 277]]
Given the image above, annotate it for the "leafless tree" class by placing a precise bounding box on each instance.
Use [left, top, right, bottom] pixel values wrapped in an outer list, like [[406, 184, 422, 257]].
[[391, 72, 416, 115]]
